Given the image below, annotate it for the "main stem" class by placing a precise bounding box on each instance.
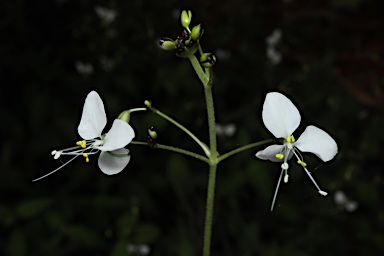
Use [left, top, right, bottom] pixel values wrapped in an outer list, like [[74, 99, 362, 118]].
[[203, 164, 217, 256], [204, 86, 217, 157], [188, 54, 217, 256], [202, 79, 217, 256]]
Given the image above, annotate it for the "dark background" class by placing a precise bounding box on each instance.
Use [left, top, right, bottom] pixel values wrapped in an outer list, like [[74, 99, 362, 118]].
[[1, 0, 384, 255]]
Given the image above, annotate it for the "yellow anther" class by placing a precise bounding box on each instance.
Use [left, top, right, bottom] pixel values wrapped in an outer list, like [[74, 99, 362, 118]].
[[76, 140, 87, 148], [286, 135, 295, 143], [275, 153, 284, 159], [83, 153, 89, 163], [297, 160, 307, 167]]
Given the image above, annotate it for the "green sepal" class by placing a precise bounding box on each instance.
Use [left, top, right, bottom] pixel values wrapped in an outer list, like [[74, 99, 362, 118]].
[[118, 110, 131, 123], [159, 38, 176, 51], [181, 10, 192, 29], [200, 53, 217, 68], [191, 24, 204, 41]]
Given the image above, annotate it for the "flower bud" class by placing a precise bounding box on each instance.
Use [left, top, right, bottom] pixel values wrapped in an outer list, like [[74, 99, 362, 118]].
[[148, 126, 158, 140], [144, 100, 152, 109], [159, 38, 176, 51], [118, 110, 131, 123], [180, 10, 192, 29], [191, 24, 204, 41], [176, 44, 198, 58], [200, 53, 217, 68]]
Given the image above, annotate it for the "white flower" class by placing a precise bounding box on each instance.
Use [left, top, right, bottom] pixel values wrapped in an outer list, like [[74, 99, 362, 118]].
[[33, 91, 135, 181], [255, 92, 338, 210]]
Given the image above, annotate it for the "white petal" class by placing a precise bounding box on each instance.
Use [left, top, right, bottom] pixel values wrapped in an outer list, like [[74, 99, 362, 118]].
[[262, 92, 301, 138], [98, 148, 131, 175], [255, 144, 285, 162], [78, 91, 107, 140], [295, 125, 338, 162], [98, 119, 135, 151]]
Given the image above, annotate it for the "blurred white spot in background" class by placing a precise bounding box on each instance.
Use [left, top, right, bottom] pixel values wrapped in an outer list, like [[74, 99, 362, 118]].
[[216, 49, 231, 60], [334, 190, 359, 212], [94, 5, 117, 25], [99, 56, 115, 71], [75, 61, 94, 75], [216, 123, 237, 137], [126, 244, 151, 256], [265, 29, 282, 65]]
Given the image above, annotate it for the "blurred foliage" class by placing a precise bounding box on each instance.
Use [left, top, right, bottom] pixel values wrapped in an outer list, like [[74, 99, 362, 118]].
[[1, 0, 384, 255]]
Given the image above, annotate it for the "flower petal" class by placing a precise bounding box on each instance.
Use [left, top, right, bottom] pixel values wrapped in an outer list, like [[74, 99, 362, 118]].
[[98, 148, 131, 175], [98, 119, 135, 151], [255, 144, 285, 162], [295, 125, 338, 162], [78, 91, 107, 140], [262, 92, 301, 138]]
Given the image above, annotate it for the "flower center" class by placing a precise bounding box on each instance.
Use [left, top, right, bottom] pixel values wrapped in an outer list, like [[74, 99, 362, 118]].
[[285, 135, 295, 143], [52, 139, 103, 162]]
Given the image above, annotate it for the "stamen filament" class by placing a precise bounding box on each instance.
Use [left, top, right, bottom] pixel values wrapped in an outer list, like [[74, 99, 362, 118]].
[[32, 154, 81, 182], [302, 166, 324, 192], [271, 169, 284, 211]]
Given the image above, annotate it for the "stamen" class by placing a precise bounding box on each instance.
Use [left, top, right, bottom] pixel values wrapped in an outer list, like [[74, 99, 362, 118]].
[[297, 160, 307, 167], [302, 166, 325, 192], [32, 154, 81, 182], [270, 170, 284, 211], [319, 190, 328, 196], [76, 140, 87, 148], [286, 135, 295, 143], [294, 149, 304, 162], [92, 140, 103, 146], [82, 153, 89, 162], [275, 153, 284, 159], [284, 173, 289, 183], [53, 151, 62, 159]]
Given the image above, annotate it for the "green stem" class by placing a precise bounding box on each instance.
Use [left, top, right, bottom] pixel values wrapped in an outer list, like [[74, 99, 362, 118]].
[[204, 86, 217, 158], [129, 107, 147, 113], [189, 54, 217, 256], [201, 85, 217, 256], [198, 43, 204, 56], [130, 141, 210, 164], [203, 164, 217, 256], [150, 107, 211, 157], [217, 139, 276, 163], [188, 55, 209, 86]]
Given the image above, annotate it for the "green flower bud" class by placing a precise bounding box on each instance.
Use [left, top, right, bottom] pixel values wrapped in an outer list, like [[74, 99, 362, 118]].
[[144, 100, 152, 109], [180, 10, 192, 29], [118, 110, 131, 123], [159, 38, 176, 51], [200, 53, 217, 68], [148, 126, 158, 140], [191, 24, 204, 41]]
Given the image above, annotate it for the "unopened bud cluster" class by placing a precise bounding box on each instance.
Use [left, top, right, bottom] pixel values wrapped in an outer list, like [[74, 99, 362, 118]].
[[159, 10, 213, 64]]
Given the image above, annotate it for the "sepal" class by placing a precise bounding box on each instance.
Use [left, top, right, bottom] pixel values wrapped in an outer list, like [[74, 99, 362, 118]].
[[200, 53, 216, 68], [191, 24, 204, 41], [181, 10, 192, 29], [159, 38, 177, 51]]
